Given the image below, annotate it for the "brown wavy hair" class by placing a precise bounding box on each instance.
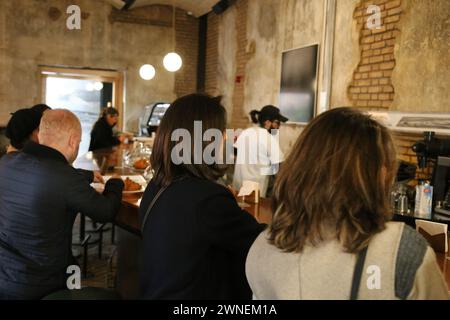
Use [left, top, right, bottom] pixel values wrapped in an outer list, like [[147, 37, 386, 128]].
[[269, 107, 398, 253], [151, 93, 227, 187]]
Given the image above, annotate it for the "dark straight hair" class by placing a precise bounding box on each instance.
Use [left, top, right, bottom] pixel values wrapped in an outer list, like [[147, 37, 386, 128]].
[[101, 107, 119, 118], [150, 93, 227, 188]]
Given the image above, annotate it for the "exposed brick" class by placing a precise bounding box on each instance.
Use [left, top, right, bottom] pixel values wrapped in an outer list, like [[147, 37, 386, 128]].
[[359, 93, 371, 100], [386, 0, 401, 10], [369, 86, 382, 93], [372, 26, 387, 34], [384, 15, 400, 24], [369, 55, 384, 64], [371, 41, 386, 49], [386, 38, 396, 46], [348, 0, 402, 109], [380, 61, 395, 70], [362, 50, 373, 57], [359, 65, 372, 72], [357, 100, 369, 107], [369, 71, 383, 78], [379, 93, 391, 100], [388, 7, 402, 16], [175, 9, 199, 97], [383, 85, 394, 93], [350, 86, 361, 93], [362, 36, 375, 44], [381, 46, 395, 54], [358, 79, 372, 86]]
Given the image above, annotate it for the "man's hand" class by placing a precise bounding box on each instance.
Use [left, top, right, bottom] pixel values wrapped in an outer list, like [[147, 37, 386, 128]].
[[93, 171, 105, 184]]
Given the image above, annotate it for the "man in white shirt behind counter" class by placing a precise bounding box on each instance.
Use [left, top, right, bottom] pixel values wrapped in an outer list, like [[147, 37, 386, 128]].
[[233, 105, 288, 197]]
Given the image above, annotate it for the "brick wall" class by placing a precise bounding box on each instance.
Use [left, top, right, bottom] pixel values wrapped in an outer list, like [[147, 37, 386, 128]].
[[349, 0, 402, 109], [175, 9, 199, 98], [230, 0, 251, 129], [204, 0, 251, 128], [393, 132, 435, 182], [205, 13, 219, 96]]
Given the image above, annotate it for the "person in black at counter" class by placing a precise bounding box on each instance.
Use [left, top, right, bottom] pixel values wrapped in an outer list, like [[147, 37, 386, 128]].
[[0, 109, 124, 300], [5, 104, 51, 153], [139, 94, 265, 300], [89, 107, 123, 151]]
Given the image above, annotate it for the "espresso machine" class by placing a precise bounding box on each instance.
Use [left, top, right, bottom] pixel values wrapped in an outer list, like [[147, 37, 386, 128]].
[[138, 102, 170, 136], [412, 131, 450, 169]]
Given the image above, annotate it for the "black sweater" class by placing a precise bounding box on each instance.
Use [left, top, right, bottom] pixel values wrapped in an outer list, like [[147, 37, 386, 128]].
[[89, 117, 120, 151], [139, 176, 265, 300]]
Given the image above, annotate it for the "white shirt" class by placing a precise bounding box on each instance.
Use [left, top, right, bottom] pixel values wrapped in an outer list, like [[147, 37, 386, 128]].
[[232, 127, 284, 197]]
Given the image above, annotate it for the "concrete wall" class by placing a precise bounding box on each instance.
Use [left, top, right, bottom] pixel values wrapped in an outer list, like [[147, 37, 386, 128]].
[[209, 0, 326, 153], [331, 0, 366, 108], [0, 0, 185, 130], [392, 0, 450, 112]]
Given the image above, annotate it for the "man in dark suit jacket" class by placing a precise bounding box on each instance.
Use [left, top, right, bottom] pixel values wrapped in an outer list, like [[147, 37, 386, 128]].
[[0, 109, 124, 299]]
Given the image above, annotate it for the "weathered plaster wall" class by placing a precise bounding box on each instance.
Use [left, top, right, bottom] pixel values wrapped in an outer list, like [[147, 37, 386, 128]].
[[0, 0, 181, 130], [208, 0, 450, 156], [330, 0, 360, 108], [212, 0, 326, 153], [392, 0, 450, 112]]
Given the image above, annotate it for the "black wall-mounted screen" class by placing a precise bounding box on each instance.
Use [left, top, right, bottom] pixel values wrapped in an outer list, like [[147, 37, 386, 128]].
[[279, 44, 319, 123]]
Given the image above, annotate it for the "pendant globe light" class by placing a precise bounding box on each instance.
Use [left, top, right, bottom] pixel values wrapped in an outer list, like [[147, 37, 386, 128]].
[[139, 64, 156, 80], [164, 4, 182, 72]]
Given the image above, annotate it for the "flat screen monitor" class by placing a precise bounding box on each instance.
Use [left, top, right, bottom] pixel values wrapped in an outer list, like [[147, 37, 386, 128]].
[[279, 44, 319, 124]]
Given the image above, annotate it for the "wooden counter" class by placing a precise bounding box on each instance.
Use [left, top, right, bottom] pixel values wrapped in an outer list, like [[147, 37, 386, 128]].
[[75, 146, 450, 296]]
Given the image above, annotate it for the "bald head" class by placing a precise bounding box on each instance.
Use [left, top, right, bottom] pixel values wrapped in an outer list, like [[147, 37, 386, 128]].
[[39, 109, 82, 163]]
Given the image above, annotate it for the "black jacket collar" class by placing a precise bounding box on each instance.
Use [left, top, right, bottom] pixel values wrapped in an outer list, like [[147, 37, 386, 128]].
[[22, 141, 68, 164]]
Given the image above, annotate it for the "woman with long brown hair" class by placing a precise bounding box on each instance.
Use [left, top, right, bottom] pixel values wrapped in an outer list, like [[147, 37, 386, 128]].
[[246, 107, 448, 300], [139, 93, 264, 300]]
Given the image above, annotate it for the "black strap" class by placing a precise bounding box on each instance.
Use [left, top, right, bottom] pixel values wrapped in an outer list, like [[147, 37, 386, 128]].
[[350, 246, 368, 300], [140, 184, 169, 234]]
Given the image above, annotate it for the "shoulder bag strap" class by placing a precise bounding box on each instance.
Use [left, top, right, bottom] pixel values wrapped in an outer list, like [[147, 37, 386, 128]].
[[140, 184, 169, 234], [350, 246, 369, 300]]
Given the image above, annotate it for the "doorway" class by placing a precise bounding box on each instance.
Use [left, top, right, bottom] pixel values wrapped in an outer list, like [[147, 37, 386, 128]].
[[40, 67, 124, 157]]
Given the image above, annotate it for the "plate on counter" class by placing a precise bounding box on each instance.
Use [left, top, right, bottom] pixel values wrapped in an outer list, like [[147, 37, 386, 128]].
[[92, 175, 147, 194]]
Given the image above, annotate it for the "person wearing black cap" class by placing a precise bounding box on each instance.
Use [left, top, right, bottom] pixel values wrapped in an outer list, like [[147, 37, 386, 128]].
[[89, 107, 125, 151], [233, 105, 288, 197], [5, 104, 51, 153]]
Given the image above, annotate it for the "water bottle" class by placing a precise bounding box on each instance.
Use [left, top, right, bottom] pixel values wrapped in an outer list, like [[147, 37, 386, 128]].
[[398, 193, 409, 214]]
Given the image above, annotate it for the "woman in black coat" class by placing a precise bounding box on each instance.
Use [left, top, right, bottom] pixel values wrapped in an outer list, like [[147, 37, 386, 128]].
[[139, 94, 265, 300]]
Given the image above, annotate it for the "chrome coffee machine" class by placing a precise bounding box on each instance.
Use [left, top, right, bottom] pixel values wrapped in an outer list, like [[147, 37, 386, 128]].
[[412, 132, 450, 216], [412, 131, 450, 169], [433, 157, 450, 216], [138, 102, 170, 136]]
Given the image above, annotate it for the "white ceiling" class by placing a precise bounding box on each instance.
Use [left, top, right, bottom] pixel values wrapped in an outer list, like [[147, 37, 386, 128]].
[[105, 0, 219, 17]]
